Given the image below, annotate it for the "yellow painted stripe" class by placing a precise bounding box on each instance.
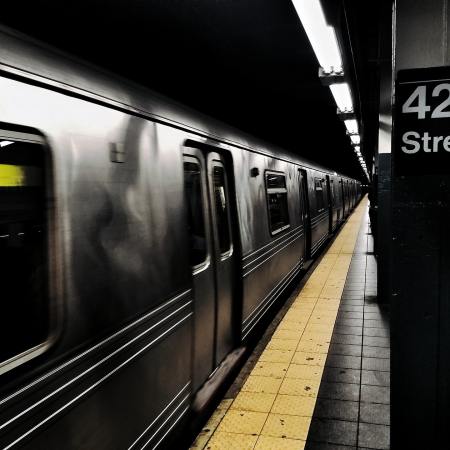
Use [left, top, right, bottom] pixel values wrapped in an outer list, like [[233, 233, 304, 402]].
[[191, 196, 368, 450], [0, 164, 42, 187]]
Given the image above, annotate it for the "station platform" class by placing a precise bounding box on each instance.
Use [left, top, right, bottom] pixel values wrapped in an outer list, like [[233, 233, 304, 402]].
[[190, 197, 390, 450]]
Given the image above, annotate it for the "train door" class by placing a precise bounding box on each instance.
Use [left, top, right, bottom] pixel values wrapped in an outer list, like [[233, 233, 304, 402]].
[[348, 182, 352, 209], [340, 178, 345, 217], [183, 147, 236, 391], [335, 177, 342, 222], [299, 169, 311, 259], [349, 181, 353, 208], [326, 175, 333, 233], [207, 152, 235, 365]]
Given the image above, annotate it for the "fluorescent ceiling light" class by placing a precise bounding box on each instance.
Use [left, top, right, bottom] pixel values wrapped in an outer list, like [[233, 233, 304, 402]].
[[344, 119, 358, 135], [292, 0, 342, 73], [329, 83, 353, 112], [350, 134, 361, 145], [0, 140, 13, 148]]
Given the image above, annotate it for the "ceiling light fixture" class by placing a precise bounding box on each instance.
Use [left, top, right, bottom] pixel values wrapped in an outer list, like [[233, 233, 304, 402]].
[[292, 0, 367, 180], [330, 83, 353, 113], [344, 119, 358, 135], [0, 140, 13, 148], [350, 135, 361, 145], [291, 0, 342, 73]]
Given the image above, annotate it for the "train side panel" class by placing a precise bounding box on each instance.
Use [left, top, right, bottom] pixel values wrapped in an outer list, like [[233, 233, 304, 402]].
[[236, 153, 304, 339], [0, 76, 193, 450]]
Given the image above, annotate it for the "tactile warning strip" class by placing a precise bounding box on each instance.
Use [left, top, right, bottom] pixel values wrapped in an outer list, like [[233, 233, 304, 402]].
[[191, 197, 368, 450]]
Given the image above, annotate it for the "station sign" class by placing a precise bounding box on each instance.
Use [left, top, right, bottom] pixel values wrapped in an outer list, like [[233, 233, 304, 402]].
[[395, 67, 450, 175]]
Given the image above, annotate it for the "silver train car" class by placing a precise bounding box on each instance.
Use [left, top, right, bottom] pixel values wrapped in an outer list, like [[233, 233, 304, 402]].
[[0, 28, 361, 449]]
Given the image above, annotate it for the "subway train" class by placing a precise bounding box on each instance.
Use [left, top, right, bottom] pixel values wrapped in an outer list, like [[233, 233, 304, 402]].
[[0, 27, 361, 450]]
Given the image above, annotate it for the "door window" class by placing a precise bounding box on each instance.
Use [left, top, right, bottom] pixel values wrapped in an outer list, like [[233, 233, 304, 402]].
[[183, 160, 207, 266], [212, 165, 231, 254], [315, 177, 327, 212]]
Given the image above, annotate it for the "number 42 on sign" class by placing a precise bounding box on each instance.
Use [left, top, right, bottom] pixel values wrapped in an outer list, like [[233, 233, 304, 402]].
[[401, 83, 450, 154]]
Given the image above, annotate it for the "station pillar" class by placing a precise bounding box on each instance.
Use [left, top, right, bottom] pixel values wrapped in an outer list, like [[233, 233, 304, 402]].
[[389, 1, 450, 448]]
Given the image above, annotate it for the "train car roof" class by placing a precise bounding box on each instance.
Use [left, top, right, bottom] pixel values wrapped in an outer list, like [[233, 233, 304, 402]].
[[0, 26, 358, 181]]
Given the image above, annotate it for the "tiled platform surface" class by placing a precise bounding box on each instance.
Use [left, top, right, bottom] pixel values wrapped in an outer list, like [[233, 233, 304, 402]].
[[306, 205, 390, 450], [190, 198, 390, 450]]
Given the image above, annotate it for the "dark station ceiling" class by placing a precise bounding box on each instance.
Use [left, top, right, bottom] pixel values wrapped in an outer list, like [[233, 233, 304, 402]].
[[0, 0, 383, 180]]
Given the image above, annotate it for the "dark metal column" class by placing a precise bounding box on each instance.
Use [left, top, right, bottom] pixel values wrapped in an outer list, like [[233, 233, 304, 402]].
[[390, 1, 450, 448]]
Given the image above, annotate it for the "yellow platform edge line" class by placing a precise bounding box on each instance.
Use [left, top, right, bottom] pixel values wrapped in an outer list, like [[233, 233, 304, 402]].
[[191, 196, 368, 450]]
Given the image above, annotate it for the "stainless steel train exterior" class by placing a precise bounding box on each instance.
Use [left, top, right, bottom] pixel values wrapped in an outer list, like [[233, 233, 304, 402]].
[[0, 28, 361, 450]]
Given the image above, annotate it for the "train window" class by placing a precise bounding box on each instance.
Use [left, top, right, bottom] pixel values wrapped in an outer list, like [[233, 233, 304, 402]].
[[266, 174, 286, 189], [315, 177, 326, 212], [266, 172, 290, 235], [183, 160, 207, 266], [0, 138, 49, 366], [212, 166, 231, 254]]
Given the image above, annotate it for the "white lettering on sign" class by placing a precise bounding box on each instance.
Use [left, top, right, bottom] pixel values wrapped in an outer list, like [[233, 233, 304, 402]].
[[402, 86, 430, 119], [402, 83, 450, 119], [401, 131, 450, 153], [401, 131, 420, 153], [431, 83, 450, 118]]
